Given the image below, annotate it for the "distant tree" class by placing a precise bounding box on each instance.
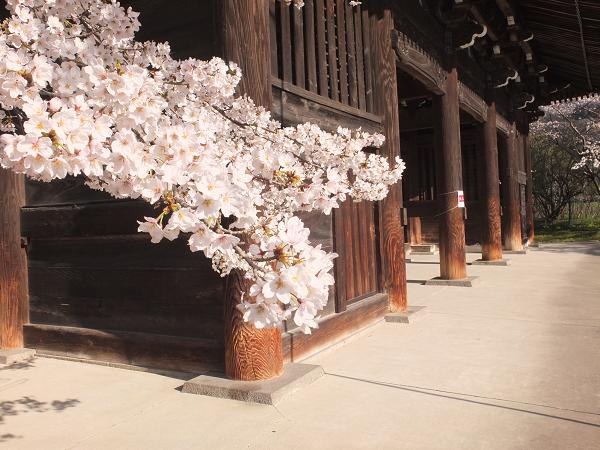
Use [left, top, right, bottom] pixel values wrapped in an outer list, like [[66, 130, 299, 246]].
[[531, 97, 600, 196], [531, 135, 586, 224]]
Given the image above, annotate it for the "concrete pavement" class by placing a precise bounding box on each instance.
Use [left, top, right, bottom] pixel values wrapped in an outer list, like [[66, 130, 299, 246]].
[[1, 242, 599, 449]]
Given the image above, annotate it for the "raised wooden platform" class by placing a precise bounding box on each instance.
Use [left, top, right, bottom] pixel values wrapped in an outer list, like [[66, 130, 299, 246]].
[[24, 324, 224, 374]]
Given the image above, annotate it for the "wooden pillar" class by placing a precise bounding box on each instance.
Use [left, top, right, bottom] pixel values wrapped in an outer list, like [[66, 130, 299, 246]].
[[501, 122, 523, 251], [433, 68, 467, 280], [524, 133, 534, 243], [478, 99, 503, 261], [222, 0, 283, 380], [369, 2, 408, 312], [0, 170, 28, 349], [409, 217, 422, 245]]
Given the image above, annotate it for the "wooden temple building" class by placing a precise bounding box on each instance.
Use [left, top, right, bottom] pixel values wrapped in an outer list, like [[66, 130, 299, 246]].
[[1, 0, 599, 380]]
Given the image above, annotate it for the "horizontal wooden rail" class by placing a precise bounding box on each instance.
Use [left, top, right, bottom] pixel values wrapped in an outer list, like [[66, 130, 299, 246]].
[[273, 78, 382, 123], [282, 292, 388, 362]]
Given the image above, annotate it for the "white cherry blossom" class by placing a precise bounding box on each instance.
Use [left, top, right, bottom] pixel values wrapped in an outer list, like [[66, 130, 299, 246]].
[[0, 0, 404, 333]]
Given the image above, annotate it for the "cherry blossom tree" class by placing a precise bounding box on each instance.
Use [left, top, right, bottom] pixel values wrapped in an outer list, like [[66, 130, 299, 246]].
[[531, 97, 600, 196], [0, 0, 403, 334]]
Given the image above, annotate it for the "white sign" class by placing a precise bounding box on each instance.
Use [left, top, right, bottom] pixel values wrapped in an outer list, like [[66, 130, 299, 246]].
[[457, 190, 465, 208]]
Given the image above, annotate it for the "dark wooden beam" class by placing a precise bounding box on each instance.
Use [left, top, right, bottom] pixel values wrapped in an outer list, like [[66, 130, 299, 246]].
[[222, 0, 283, 381], [433, 68, 468, 280], [458, 81, 488, 123], [0, 170, 28, 349], [496, 113, 511, 136], [479, 98, 503, 261], [392, 29, 447, 96], [370, 2, 408, 312]]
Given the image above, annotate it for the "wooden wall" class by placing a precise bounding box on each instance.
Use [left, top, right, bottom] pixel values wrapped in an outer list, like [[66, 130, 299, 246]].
[[22, 0, 226, 373], [22, 0, 386, 370]]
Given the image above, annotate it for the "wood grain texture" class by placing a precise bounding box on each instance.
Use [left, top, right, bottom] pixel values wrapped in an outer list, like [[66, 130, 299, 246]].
[[315, 0, 329, 96], [282, 293, 388, 362], [24, 324, 223, 373], [271, 78, 383, 134], [293, 5, 306, 87], [326, 0, 339, 102], [0, 170, 28, 349], [409, 217, 423, 245], [369, 2, 407, 312], [223, 0, 272, 103], [222, 0, 283, 381], [304, 0, 318, 93], [223, 272, 283, 381], [336, 0, 349, 104], [433, 68, 468, 280], [479, 100, 503, 261], [361, 8, 374, 113], [21, 201, 156, 238], [27, 236, 224, 339], [501, 123, 524, 251], [353, 6, 366, 110], [279, 1, 293, 83], [346, 1, 359, 109]]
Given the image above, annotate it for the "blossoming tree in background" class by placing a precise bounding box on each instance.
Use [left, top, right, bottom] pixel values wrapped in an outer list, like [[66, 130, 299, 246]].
[[0, 0, 403, 334], [531, 97, 600, 196]]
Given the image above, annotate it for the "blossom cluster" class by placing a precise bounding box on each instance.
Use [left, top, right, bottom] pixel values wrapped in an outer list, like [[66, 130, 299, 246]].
[[531, 97, 600, 170], [0, 0, 404, 333]]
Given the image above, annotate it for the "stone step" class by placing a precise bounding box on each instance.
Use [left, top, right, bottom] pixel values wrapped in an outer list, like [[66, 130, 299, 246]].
[[410, 244, 438, 254]]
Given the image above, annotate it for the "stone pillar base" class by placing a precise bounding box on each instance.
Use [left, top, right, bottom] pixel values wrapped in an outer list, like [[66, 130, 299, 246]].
[[504, 249, 527, 255], [0, 348, 36, 365], [471, 259, 511, 266], [385, 306, 427, 324], [424, 276, 479, 287], [182, 363, 323, 405]]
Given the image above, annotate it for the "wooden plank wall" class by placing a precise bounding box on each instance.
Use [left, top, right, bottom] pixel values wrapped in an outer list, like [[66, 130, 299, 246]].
[[21, 0, 226, 373], [271, 0, 373, 114], [271, 0, 382, 314]]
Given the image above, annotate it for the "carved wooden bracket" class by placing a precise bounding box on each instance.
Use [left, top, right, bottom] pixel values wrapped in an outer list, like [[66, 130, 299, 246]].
[[392, 29, 447, 95], [458, 81, 487, 122], [455, 20, 487, 50], [492, 66, 519, 88], [515, 92, 535, 110]]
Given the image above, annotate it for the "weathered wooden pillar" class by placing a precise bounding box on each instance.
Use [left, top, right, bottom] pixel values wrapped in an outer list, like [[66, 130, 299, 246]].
[[433, 68, 468, 280], [523, 132, 534, 243], [501, 122, 523, 251], [222, 0, 283, 380], [409, 217, 422, 245], [478, 98, 503, 261], [0, 170, 28, 350], [369, 1, 408, 312]]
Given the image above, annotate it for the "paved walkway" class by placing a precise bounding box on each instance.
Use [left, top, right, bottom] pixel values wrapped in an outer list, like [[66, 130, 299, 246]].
[[1, 242, 599, 449]]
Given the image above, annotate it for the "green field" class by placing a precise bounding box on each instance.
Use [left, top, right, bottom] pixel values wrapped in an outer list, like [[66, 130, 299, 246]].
[[535, 220, 600, 243]]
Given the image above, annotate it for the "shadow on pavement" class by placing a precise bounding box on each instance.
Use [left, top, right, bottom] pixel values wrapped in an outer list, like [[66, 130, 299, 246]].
[[326, 372, 600, 428], [0, 396, 81, 443]]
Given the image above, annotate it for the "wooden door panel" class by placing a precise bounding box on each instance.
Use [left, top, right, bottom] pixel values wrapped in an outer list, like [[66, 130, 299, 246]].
[[334, 198, 379, 310]]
